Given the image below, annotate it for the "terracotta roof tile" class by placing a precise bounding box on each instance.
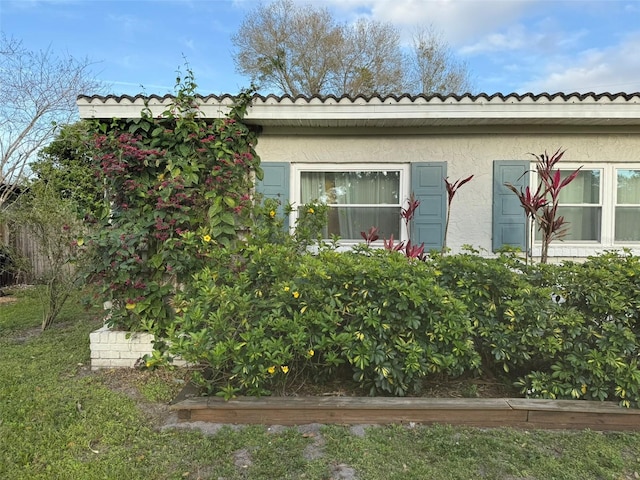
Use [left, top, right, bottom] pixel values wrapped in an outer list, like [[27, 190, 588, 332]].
[[77, 91, 640, 104]]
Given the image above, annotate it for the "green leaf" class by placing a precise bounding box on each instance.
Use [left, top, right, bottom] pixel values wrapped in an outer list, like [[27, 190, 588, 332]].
[[208, 203, 222, 220], [149, 254, 164, 269], [178, 144, 190, 157], [221, 212, 235, 226]]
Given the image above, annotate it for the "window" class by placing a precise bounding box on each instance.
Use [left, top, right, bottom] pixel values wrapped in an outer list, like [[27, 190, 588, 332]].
[[294, 164, 409, 242], [615, 169, 640, 242], [535, 164, 640, 246], [556, 169, 602, 242]]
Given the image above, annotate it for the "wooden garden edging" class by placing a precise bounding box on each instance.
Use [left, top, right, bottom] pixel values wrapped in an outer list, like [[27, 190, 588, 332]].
[[169, 396, 640, 431]]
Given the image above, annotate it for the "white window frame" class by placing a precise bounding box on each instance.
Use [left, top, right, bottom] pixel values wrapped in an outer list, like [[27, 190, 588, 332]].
[[531, 163, 640, 256], [291, 163, 411, 245], [613, 166, 640, 245]]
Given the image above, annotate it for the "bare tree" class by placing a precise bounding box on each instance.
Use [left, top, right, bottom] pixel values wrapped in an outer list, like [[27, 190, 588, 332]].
[[331, 19, 404, 97], [232, 0, 342, 96], [0, 34, 101, 208], [405, 26, 473, 95], [232, 1, 472, 97]]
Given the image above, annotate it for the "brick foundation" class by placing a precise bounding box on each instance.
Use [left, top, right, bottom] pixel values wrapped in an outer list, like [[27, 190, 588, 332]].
[[89, 325, 185, 370]]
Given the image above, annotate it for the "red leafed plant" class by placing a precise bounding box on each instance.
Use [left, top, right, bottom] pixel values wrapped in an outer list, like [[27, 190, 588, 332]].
[[401, 193, 421, 242], [505, 148, 581, 263], [360, 193, 427, 260], [443, 175, 474, 253], [383, 234, 405, 252], [360, 226, 380, 246]]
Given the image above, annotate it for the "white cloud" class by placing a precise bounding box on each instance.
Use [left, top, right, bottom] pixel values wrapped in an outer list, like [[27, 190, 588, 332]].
[[519, 32, 640, 93], [252, 0, 640, 94], [321, 0, 537, 45], [106, 13, 152, 36]]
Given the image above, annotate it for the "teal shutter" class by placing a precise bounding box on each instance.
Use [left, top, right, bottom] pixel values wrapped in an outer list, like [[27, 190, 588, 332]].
[[256, 162, 290, 228], [411, 163, 447, 251], [492, 161, 529, 251]]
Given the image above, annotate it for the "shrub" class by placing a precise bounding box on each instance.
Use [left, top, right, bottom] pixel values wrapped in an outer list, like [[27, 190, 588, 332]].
[[168, 246, 481, 398], [431, 250, 640, 407], [166, 243, 640, 406], [433, 252, 575, 373], [515, 251, 640, 406]]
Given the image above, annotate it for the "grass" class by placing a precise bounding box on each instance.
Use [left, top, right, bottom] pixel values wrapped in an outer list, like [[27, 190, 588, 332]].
[[2, 287, 640, 479]]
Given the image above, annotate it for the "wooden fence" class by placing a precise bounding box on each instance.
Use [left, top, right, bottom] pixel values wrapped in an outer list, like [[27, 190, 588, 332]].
[[1, 223, 48, 285]]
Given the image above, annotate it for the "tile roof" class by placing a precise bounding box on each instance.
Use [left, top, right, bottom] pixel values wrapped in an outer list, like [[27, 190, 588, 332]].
[[77, 92, 640, 128], [78, 91, 640, 102]]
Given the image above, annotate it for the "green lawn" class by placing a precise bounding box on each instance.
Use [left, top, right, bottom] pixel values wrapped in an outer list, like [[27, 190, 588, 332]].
[[2, 287, 640, 479]]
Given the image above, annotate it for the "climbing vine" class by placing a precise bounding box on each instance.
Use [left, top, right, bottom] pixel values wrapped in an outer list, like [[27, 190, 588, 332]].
[[87, 68, 261, 333]]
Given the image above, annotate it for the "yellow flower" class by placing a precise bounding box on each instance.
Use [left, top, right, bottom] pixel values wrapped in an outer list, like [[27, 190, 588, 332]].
[[581, 384, 587, 394], [157, 173, 165, 181], [281, 366, 289, 374], [307, 207, 315, 214], [292, 291, 300, 299], [267, 366, 276, 375], [307, 349, 315, 357], [283, 286, 290, 292], [125, 302, 136, 310], [202, 234, 212, 243], [269, 210, 276, 218]]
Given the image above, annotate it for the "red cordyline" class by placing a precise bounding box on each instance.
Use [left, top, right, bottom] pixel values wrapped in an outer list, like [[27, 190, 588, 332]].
[[443, 175, 474, 253], [505, 183, 548, 265], [401, 193, 421, 240], [360, 193, 426, 260], [506, 148, 581, 264], [360, 226, 380, 246], [382, 235, 426, 260], [399, 194, 426, 259], [383, 234, 404, 252]]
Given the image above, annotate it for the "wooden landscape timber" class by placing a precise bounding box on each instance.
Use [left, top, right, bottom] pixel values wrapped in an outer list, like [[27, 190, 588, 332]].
[[170, 396, 640, 431]]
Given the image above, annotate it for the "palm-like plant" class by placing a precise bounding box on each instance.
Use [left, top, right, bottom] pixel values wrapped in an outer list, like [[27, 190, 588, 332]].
[[443, 175, 474, 253], [506, 148, 581, 263]]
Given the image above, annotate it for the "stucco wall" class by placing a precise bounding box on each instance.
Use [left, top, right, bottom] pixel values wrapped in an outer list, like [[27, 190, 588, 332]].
[[255, 127, 640, 256]]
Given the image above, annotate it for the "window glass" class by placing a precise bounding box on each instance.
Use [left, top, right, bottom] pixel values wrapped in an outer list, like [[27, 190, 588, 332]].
[[617, 170, 640, 204], [300, 171, 401, 240], [553, 169, 601, 241], [615, 208, 640, 241], [615, 169, 640, 241], [556, 206, 601, 241], [534, 166, 640, 246], [557, 169, 600, 204]]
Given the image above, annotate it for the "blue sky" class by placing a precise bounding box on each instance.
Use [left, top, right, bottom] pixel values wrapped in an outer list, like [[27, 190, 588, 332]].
[[2, 0, 640, 97]]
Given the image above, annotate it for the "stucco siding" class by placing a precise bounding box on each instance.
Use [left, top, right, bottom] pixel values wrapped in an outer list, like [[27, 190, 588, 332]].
[[256, 129, 640, 255]]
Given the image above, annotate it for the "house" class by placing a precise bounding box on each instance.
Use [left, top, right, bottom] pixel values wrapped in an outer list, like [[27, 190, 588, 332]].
[[77, 92, 640, 260]]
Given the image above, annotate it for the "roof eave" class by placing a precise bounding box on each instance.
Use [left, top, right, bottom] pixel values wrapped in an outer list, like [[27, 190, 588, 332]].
[[76, 93, 640, 128]]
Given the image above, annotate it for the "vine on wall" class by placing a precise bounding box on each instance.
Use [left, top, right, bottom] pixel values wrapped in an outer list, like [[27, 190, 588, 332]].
[[87, 68, 261, 333]]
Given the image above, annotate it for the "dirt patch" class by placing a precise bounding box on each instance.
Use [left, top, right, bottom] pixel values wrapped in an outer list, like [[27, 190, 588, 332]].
[[330, 463, 358, 480], [96, 367, 190, 428], [0, 296, 17, 304], [233, 448, 254, 469], [281, 372, 518, 399]]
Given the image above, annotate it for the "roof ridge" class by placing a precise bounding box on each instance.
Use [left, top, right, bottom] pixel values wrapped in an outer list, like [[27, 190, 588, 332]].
[[78, 91, 640, 104]]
